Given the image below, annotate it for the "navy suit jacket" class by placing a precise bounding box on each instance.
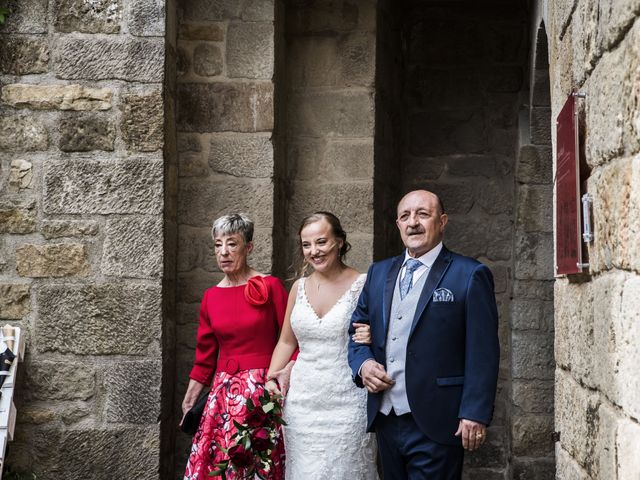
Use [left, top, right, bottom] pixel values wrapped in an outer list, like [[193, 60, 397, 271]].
[[347, 246, 500, 446]]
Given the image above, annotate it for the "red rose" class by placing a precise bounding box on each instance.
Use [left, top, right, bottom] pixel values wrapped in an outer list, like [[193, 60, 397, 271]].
[[251, 428, 271, 452], [245, 407, 268, 428], [245, 276, 269, 305], [227, 444, 253, 468]]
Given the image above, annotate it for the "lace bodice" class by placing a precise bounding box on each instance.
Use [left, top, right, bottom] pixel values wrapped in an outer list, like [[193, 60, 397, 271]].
[[284, 274, 378, 480]]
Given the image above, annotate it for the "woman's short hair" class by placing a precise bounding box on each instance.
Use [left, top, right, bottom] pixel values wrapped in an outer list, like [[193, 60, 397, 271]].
[[211, 213, 254, 244]]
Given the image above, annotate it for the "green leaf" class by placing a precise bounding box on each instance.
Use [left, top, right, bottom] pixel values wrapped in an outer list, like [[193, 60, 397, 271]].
[[246, 397, 254, 410]]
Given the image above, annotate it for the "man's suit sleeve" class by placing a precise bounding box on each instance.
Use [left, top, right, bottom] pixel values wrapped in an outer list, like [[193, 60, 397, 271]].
[[458, 264, 500, 425], [348, 264, 376, 388]]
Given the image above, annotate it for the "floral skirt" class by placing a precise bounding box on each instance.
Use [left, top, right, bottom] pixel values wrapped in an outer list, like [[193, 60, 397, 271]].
[[184, 368, 285, 480]]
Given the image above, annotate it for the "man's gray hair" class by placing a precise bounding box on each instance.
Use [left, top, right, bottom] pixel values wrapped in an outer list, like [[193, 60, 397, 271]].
[[211, 213, 254, 243]]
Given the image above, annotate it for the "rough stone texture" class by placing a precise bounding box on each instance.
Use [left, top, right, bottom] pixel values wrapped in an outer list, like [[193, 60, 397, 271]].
[[515, 184, 553, 233], [0, 284, 30, 319], [16, 244, 90, 277], [128, 0, 165, 36], [0, 115, 48, 152], [1, 84, 113, 111], [54, 0, 121, 33], [512, 380, 554, 414], [208, 134, 273, 178], [8, 159, 34, 191], [23, 362, 96, 401], [59, 114, 116, 152], [511, 414, 554, 457], [193, 43, 223, 77], [37, 283, 162, 355], [179, 23, 224, 41], [0, 37, 49, 75], [105, 360, 161, 423], [181, 0, 242, 21], [43, 158, 163, 214], [0, 0, 48, 33], [121, 90, 164, 152], [177, 82, 274, 132], [41, 220, 99, 239], [514, 232, 553, 280], [512, 331, 554, 380], [242, 0, 274, 21], [617, 418, 640, 479], [288, 139, 374, 181], [101, 216, 163, 278], [54, 37, 164, 82], [227, 22, 274, 79], [516, 145, 552, 184], [0, 199, 37, 234]]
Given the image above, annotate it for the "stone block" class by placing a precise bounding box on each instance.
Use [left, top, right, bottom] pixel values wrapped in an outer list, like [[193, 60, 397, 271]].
[[177, 134, 202, 153], [227, 22, 274, 79], [193, 44, 223, 77], [514, 232, 553, 280], [512, 458, 555, 480], [514, 280, 553, 301], [590, 157, 640, 273], [447, 155, 497, 178], [409, 109, 488, 156], [177, 271, 223, 303], [177, 82, 273, 132], [54, 0, 121, 33], [0, 199, 36, 234], [570, 0, 599, 86], [591, 402, 618, 479], [178, 178, 274, 227], [511, 414, 554, 457], [0, 115, 48, 152], [0, 0, 48, 33], [287, 90, 374, 137], [0, 37, 49, 75], [179, 150, 209, 177], [516, 145, 552, 184], [289, 181, 373, 235], [464, 427, 507, 468], [8, 159, 33, 191], [23, 361, 96, 401], [403, 157, 446, 181], [177, 44, 190, 76], [617, 418, 640, 479], [512, 379, 554, 414], [614, 275, 640, 419], [555, 445, 591, 480], [16, 244, 90, 278], [179, 22, 224, 41], [101, 216, 163, 278], [177, 226, 216, 273], [445, 214, 512, 261], [59, 114, 115, 152], [43, 158, 163, 214], [512, 331, 554, 380], [242, 0, 273, 21], [128, 0, 164, 36], [0, 284, 30, 319], [61, 403, 92, 425], [121, 90, 163, 152], [597, 2, 640, 52], [1, 84, 112, 111], [510, 299, 553, 331], [515, 184, 553, 233], [105, 360, 161, 423], [20, 408, 56, 425], [37, 283, 162, 355], [55, 37, 164, 82], [182, 0, 242, 21], [529, 107, 551, 145], [41, 220, 99, 239], [208, 134, 273, 178], [475, 178, 514, 216]]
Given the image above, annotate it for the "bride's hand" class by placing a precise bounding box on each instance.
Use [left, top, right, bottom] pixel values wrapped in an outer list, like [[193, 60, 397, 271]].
[[352, 323, 372, 345], [267, 360, 295, 396]]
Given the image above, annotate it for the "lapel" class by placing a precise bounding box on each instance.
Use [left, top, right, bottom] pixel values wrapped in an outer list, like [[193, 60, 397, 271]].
[[382, 254, 404, 336], [409, 246, 453, 338]]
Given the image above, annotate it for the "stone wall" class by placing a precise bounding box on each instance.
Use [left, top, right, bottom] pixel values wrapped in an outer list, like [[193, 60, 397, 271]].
[[0, 0, 171, 477], [547, 1, 640, 478], [173, 0, 278, 474]]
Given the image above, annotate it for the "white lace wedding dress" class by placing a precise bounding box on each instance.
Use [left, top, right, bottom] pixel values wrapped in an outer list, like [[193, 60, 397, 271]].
[[284, 274, 378, 480]]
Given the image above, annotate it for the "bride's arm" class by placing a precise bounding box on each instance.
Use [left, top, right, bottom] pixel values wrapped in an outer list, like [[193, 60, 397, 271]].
[[267, 281, 300, 394]]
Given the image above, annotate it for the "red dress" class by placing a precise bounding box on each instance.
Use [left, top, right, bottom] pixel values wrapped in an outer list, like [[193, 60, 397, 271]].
[[184, 275, 288, 480]]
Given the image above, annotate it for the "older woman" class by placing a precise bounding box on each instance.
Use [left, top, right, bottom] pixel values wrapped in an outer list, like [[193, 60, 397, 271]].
[[182, 213, 290, 480]]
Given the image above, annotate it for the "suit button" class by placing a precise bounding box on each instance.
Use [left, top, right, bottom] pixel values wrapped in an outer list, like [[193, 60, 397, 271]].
[[397, 315, 402, 320], [390, 357, 395, 362], [392, 336, 397, 341]]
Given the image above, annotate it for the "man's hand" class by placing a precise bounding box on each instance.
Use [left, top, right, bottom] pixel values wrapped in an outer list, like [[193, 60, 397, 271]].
[[360, 360, 395, 393], [267, 360, 295, 396], [455, 418, 487, 451]]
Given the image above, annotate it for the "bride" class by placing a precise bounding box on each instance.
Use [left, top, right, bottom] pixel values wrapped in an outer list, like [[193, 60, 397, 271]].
[[267, 211, 378, 479]]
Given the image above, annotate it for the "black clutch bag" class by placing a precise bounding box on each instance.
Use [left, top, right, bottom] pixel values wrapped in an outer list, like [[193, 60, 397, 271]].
[[181, 392, 209, 435]]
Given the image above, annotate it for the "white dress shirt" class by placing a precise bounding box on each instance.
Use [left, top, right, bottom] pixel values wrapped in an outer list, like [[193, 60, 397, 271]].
[[398, 241, 443, 288]]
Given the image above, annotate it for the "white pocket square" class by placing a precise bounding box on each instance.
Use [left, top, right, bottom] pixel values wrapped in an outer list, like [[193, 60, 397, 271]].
[[433, 288, 454, 302]]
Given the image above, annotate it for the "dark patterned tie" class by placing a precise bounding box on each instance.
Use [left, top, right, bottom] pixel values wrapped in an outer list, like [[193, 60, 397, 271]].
[[399, 259, 423, 300]]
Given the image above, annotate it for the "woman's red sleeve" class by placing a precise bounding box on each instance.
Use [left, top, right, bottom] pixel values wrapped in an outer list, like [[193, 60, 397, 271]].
[[271, 277, 298, 361], [189, 289, 218, 386]]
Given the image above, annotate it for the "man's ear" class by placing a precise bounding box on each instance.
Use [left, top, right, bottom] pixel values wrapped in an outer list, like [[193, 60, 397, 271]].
[[439, 214, 449, 232]]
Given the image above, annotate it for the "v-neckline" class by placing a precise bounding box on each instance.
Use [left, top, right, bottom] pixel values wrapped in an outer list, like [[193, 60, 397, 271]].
[[301, 275, 363, 321]]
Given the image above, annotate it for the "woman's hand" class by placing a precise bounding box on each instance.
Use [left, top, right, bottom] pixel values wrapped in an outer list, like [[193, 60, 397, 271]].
[[180, 379, 206, 426], [267, 360, 295, 396], [352, 322, 372, 345]]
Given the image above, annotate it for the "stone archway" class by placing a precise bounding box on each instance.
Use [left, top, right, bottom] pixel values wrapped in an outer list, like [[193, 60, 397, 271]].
[[510, 20, 556, 477]]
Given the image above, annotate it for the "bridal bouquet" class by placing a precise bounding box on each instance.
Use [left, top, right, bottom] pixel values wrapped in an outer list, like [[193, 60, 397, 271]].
[[209, 386, 286, 480]]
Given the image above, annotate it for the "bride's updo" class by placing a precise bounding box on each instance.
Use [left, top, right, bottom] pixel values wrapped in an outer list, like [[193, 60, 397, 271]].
[[294, 211, 352, 278]]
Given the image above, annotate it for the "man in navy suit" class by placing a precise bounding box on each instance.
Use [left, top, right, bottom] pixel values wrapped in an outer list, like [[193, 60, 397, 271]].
[[348, 190, 499, 479]]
